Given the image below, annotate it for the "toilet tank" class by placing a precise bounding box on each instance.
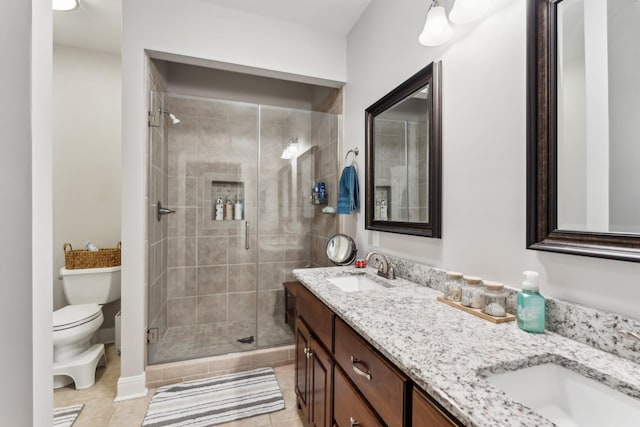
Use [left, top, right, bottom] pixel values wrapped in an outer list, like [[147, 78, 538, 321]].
[[60, 265, 121, 305]]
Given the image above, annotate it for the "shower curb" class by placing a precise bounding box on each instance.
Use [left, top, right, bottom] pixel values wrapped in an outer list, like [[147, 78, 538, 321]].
[[145, 344, 295, 389]]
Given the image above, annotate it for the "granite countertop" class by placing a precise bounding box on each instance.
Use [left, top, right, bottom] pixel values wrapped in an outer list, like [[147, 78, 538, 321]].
[[293, 266, 640, 427]]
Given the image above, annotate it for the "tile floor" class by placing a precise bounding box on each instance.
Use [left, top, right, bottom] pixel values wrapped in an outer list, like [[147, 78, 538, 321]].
[[54, 344, 303, 427]]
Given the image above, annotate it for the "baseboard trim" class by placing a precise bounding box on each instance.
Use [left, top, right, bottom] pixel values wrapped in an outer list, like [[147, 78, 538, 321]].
[[115, 372, 148, 401]]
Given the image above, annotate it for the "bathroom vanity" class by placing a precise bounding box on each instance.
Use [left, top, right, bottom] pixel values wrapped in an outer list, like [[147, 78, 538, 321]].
[[292, 266, 640, 427], [290, 280, 459, 427]]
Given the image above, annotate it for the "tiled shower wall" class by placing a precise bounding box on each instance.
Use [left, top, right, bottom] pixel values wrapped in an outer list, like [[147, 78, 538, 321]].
[[309, 90, 342, 267], [147, 61, 169, 364], [374, 119, 428, 222], [148, 93, 340, 364]]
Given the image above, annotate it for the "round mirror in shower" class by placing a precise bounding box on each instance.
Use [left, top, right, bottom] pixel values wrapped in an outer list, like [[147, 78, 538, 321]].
[[326, 234, 357, 266]]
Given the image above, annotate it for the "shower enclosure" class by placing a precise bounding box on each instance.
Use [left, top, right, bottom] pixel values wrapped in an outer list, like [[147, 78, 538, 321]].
[[374, 118, 428, 222], [147, 92, 340, 364]]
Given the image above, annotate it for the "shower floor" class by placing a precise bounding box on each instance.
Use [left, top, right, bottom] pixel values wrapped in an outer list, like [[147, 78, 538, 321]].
[[149, 320, 293, 364]]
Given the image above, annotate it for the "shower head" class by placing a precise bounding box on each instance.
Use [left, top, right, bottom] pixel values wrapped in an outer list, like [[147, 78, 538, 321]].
[[159, 109, 180, 125]]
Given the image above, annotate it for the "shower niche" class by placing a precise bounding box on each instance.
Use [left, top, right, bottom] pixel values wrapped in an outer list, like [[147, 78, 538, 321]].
[[210, 180, 244, 221]]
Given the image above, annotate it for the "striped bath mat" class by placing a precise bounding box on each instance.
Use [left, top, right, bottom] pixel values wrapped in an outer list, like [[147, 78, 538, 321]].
[[53, 404, 83, 427], [142, 367, 285, 426]]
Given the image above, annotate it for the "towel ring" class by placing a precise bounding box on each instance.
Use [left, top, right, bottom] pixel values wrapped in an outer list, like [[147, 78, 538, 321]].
[[345, 147, 359, 164]]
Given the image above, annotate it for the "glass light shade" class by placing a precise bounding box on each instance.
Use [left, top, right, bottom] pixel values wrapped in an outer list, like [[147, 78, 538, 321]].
[[53, 0, 79, 11], [449, 0, 488, 24], [418, 5, 454, 46], [280, 142, 298, 160]]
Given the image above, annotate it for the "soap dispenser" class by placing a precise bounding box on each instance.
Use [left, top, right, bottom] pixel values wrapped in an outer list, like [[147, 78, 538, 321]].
[[516, 271, 545, 333]]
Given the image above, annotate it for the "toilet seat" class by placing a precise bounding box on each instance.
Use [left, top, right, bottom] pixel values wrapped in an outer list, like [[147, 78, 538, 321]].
[[53, 304, 102, 331]]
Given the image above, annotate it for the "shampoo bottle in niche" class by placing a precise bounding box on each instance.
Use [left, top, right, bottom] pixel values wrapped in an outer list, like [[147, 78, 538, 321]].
[[234, 197, 243, 220], [516, 271, 545, 333], [224, 197, 234, 220]]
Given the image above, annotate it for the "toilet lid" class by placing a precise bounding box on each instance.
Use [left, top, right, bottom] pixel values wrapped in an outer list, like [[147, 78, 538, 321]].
[[53, 304, 102, 331]]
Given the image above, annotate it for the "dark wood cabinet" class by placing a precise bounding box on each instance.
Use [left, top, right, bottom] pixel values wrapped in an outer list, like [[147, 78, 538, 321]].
[[334, 317, 409, 427], [296, 325, 334, 427], [283, 281, 298, 334], [334, 366, 384, 427], [412, 387, 462, 427], [291, 280, 462, 427], [309, 335, 333, 427], [294, 283, 334, 427], [296, 319, 312, 419]]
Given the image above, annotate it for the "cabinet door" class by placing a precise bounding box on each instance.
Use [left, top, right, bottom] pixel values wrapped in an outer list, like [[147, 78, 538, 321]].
[[309, 336, 333, 427], [295, 318, 312, 421], [412, 387, 460, 427]]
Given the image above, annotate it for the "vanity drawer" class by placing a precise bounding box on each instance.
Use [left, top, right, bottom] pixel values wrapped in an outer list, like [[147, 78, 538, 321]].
[[334, 366, 384, 427], [296, 283, 334, 351], [412, 387, 461, 427], [334, 317, 408, 427]]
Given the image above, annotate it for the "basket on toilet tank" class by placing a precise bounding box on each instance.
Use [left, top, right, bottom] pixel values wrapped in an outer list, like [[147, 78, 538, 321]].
[[63, 241, 121, 269]]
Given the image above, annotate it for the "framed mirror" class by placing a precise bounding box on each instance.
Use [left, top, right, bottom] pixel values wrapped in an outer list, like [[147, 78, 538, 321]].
[[365, 61, 442, 237], [527, 0, 640, 262]]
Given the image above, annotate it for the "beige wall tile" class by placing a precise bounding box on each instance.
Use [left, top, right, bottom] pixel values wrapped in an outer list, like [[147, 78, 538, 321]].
[[196, 294, 228, 323], [228, 292, 257, 321], [167, 237, 197, 267], [228, 263, 257, 292], [167, 297, 196, 326], [197, 265, 228, 295], [257, 262, 285, 291], [167, 267, 197, 298], [197, 236, 228, 266]]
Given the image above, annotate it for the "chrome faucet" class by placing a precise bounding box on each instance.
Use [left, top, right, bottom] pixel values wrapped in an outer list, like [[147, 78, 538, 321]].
[[365, 251, 396, 280]]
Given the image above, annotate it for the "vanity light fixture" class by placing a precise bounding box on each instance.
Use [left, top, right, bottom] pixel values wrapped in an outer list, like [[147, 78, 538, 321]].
[[53, 0, 79, 11], [419, 0, 490, 46], [280, 137, 299, 160], [418, 0, 453, 47]]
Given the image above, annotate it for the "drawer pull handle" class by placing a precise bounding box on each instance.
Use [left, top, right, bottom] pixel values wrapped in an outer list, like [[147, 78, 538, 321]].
[[350, 356, 372, 381], [350, 417, 360, 427]]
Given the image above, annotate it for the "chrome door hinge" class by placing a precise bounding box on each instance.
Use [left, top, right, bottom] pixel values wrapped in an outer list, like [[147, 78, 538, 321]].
[[148, 111, 160, 127], [147, 328, 159, 344]]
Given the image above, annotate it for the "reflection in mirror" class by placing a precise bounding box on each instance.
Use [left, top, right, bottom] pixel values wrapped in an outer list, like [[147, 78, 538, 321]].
[[366, 61, 442, 238], [556, 0, 640, 234], [527, 0, 640, 262], [326, 234, 357, 266], [374, 86, 429, 223]]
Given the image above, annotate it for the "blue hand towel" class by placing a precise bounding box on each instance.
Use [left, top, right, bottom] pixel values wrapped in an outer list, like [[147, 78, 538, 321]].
[[337, 165, 360, 214]]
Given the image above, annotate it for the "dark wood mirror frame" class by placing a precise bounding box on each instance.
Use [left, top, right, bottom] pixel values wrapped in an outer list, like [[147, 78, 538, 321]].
[[365, 61, 442, 238], [526, 0, 640, 262]]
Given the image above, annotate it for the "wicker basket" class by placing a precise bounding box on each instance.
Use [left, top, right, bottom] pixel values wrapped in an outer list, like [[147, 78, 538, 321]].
[[63, 242, 121, 269]]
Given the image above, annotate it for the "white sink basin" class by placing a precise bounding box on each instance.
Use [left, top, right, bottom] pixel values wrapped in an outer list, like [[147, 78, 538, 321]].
[[326, 275, 386, 292], [486, 363, 640, 427]]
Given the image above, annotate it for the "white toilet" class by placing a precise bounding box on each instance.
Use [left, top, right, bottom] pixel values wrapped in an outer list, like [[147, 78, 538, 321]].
[[53, 265, 121, 390]]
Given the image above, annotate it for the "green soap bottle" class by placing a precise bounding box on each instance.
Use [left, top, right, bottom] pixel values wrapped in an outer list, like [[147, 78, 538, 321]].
[[516, 271, 545, 333]]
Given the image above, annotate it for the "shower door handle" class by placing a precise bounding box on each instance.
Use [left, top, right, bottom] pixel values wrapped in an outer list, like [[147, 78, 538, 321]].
[[245, 222, 250, 250]]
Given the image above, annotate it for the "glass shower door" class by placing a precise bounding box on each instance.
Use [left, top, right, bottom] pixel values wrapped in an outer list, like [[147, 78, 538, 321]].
[[147, 93, 260, 364]]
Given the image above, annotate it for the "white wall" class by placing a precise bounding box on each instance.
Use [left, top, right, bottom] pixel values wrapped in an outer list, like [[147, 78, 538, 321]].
[[345, 0, 640, 320], [0, 0, 52, 424], [120, 0, 347, 399], [32, 0, 54, 424], [52, 45, 122, 333]]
